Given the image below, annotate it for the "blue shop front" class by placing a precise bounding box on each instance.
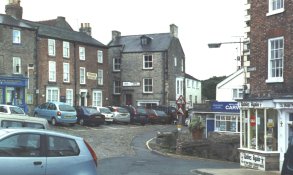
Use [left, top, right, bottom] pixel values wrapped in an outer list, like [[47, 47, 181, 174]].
[[0, 75, 28, 113]]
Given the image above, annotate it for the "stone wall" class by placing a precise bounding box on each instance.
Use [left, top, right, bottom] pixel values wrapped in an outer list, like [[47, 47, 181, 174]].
[[155, 130, 240, 162]]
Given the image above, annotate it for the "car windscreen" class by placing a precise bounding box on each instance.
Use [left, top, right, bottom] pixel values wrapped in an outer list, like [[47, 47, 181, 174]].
[[117, 107, 129, 113], [59, 105, 76, 112], [137, 108, 147, 114], [1, 120, 45, 129], [100, 108, 112, 114], [10, 107, 25, 115], [155, 110, 167, 116], [84, 107, 99, 114]]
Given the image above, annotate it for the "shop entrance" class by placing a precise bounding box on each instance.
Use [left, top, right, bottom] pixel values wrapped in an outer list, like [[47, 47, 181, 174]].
[[125, 94, 132, 105]]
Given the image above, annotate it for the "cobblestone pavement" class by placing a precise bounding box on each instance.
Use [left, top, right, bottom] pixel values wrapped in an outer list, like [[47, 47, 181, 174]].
[[50, 123, 176, 160]]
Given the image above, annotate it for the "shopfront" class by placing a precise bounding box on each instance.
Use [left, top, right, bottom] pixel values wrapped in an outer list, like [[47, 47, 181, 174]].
[[0, 76, 28, 113], [239, 100, 293, 171]]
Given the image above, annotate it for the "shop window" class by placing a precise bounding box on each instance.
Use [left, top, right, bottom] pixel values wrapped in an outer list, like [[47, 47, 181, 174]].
[[266, 109, 278, 151], [242, 110, 248, 148], [257, 109, 265, 151], [215, 115, 239, 132]]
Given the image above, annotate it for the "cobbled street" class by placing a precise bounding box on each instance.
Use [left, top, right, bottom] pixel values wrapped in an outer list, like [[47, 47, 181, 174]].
[[50, 124, 175, 160]]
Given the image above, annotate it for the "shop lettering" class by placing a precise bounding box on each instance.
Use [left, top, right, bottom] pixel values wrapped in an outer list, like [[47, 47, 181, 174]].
[[241, 102, 250, 107], [279, 103, 293, 108], [240, 102, 262, 108], [225, 105, 239, 110], [251, 102, 261, 107], [241, 153, 265, 164]]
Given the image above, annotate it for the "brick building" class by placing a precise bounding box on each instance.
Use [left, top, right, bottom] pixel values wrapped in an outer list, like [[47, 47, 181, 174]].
[[238, 0, 293, 171], [107, 24, 185, 107], [1, 1, 108, 114]]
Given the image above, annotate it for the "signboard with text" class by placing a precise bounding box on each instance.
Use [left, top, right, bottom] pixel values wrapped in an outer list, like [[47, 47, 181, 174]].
[[211, 102, 239, 113]]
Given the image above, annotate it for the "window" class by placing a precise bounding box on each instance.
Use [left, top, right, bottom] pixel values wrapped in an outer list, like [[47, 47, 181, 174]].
[[232, 88, 243, 100], [187, 80, 191, 88], [241, 109, 278, 152], [143, 78, 153, 93], [66, 89, 73, 106], [79, 47, 85, 60], [48, 39, 56, 56], [268, 0, 284, 14], [113, 58, 121, 71], [13, 57, 21, 74], [97, 50, 103, 63], [98, 69, 103, 85], [266, 37, 284, 83], [63, 63, 70, 82], [49, 61, 56, 82], [63, 41, 70, 58], [176, 79, 183, 96], [92, 90, 102, 107], [46, 87, 59, 102], [47, 136, 79, 157], [80, 67, 86, 84], [143, 55, 153, 69], [215, 115, 239, 132], [12, 29, 21, 44], [181, 58, 184, 72], [113, 81, 121, 94], [0, 133, 41, 157], [174, 57, 177, 67]]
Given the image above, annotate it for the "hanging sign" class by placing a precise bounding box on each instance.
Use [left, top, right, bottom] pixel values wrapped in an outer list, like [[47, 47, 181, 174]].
[[250, 115, 256, 127]]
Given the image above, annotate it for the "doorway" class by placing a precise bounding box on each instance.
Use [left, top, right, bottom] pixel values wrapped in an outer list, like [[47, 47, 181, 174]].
[[125, 94, 133, 105]]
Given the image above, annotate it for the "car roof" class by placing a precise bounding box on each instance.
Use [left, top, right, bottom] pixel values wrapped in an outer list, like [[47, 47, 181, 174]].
[[0, 128, 82, 140], [0, 104, 22, 108], [0, 114, 47, 122]]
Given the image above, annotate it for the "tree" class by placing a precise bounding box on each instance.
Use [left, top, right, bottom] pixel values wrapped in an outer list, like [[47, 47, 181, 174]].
[[202, 76, 226, 100]]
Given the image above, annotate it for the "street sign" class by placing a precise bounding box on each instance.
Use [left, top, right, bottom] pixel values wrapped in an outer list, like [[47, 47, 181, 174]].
[[176, 95, 186, 105]]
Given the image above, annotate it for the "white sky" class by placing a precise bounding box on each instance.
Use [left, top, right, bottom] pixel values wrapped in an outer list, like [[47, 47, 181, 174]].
[[0, 0, 245, 80]]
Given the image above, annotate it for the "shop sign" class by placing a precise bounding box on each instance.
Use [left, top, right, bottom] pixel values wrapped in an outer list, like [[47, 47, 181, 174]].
[[122, 82, 140, 87], [267, 119, 274, 128], [239, 101, 262, 108], [240, 152, 265, 171], [277, 103, 293, 109], [87, 72, 97, 80], [211, 102, 239, 113], [250, 116, 256, 126]]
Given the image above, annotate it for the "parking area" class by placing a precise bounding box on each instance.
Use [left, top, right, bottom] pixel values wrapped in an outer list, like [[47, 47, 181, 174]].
[[49, 123, 174, 160]]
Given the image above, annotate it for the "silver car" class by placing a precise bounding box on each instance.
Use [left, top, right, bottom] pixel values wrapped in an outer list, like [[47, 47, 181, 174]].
[[107, 106, 130, 124], [0, 128, 99, 175], [95, 106, 114, 124]]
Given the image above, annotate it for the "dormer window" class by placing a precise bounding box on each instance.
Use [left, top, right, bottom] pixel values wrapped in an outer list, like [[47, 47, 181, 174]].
[[141, 35, 152, 46]]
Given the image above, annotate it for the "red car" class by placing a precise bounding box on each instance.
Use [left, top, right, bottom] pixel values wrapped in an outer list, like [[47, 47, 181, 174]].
[[147, 109, 169, 124]]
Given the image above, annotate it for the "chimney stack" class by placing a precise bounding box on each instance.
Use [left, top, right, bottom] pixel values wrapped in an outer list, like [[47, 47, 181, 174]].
[[112, 30, 121, 41], [5, 0, 23, 19], [170, 24, 178, 38], [79, 23, 92, 36]]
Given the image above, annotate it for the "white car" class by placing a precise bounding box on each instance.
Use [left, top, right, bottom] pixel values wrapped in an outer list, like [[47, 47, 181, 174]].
[[0, 104, 26, 115], [94, 106, 114, 124]]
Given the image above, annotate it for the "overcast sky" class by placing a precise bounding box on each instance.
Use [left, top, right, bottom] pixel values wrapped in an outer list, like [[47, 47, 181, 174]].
[[0, 0, 245, 80]]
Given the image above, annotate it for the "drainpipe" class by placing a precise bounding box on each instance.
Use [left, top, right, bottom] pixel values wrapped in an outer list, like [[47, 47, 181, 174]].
[[34, 28, 39, 106], [74, 42, 77, 106]]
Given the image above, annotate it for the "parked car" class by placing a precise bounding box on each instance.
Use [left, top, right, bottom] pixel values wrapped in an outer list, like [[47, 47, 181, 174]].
[[0, 128, 99, 175], [147, 109, 169, 124], [0, 104, 26, 115], [75, 106, 105, 126], [0, 114, 49, 129], [151, 105, 177, 124], [94, 106, 114, 124], [107, 106, 130, 124], [121, 105, 148, 125], [33, 102, 77, 126]]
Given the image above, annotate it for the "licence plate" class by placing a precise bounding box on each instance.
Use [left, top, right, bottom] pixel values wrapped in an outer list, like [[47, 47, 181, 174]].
[[65, 116, 73, 118]]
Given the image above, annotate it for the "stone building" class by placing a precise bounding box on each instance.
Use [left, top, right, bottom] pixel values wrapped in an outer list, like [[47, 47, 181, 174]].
[[1, 1, 108, 113], [238, 0, 293, 171], [107, 24, 185, 107]]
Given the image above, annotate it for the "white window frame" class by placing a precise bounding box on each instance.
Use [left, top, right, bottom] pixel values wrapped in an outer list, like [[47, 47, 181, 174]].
[[80, 67, 86, 84], [92, 90, 102, 107], [267, 0, 284, 16], [97, 50, 103, 63], [174, 57, 177, 67], [181, 58, 184, 72], [66, 89, 73, 106], [12, 29, 21, 44], [46, 87, 59, 102], [49, 61, 56, 82], [48, 39, 56, 56], [113, 58, 121, 71], [98, 69, 103, 85], [63, 41, 70, 58], [113, 81, 121, 95], [232, 88, 243, 100], [143, 78, 153, 93], [143, 55, 153, 69], [79, 47, 85, 60], [13, 57, 21, 74], [63, 63, 70, 83], [266, 37, 284, 83]]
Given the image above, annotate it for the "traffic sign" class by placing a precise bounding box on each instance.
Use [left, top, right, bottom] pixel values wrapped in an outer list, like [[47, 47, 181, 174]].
[[176, 95, 186, 105]]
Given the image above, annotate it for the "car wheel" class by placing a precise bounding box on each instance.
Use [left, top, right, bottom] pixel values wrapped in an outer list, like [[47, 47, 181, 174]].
[[51, 117, 57, 126], [79, 118, 84, 126]]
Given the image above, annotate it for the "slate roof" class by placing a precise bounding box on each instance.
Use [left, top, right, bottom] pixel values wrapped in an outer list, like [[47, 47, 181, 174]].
[[185, 73, 201, 81], [0, 14, 34, 29], [0, 14, 106, 48], [108, 33, 173, 53]]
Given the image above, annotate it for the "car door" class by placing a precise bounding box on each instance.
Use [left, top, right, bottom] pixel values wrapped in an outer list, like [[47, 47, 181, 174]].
[[45, 135, 86, 175], [37, 103, 49, 118], [0, 133, 46, 175]]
